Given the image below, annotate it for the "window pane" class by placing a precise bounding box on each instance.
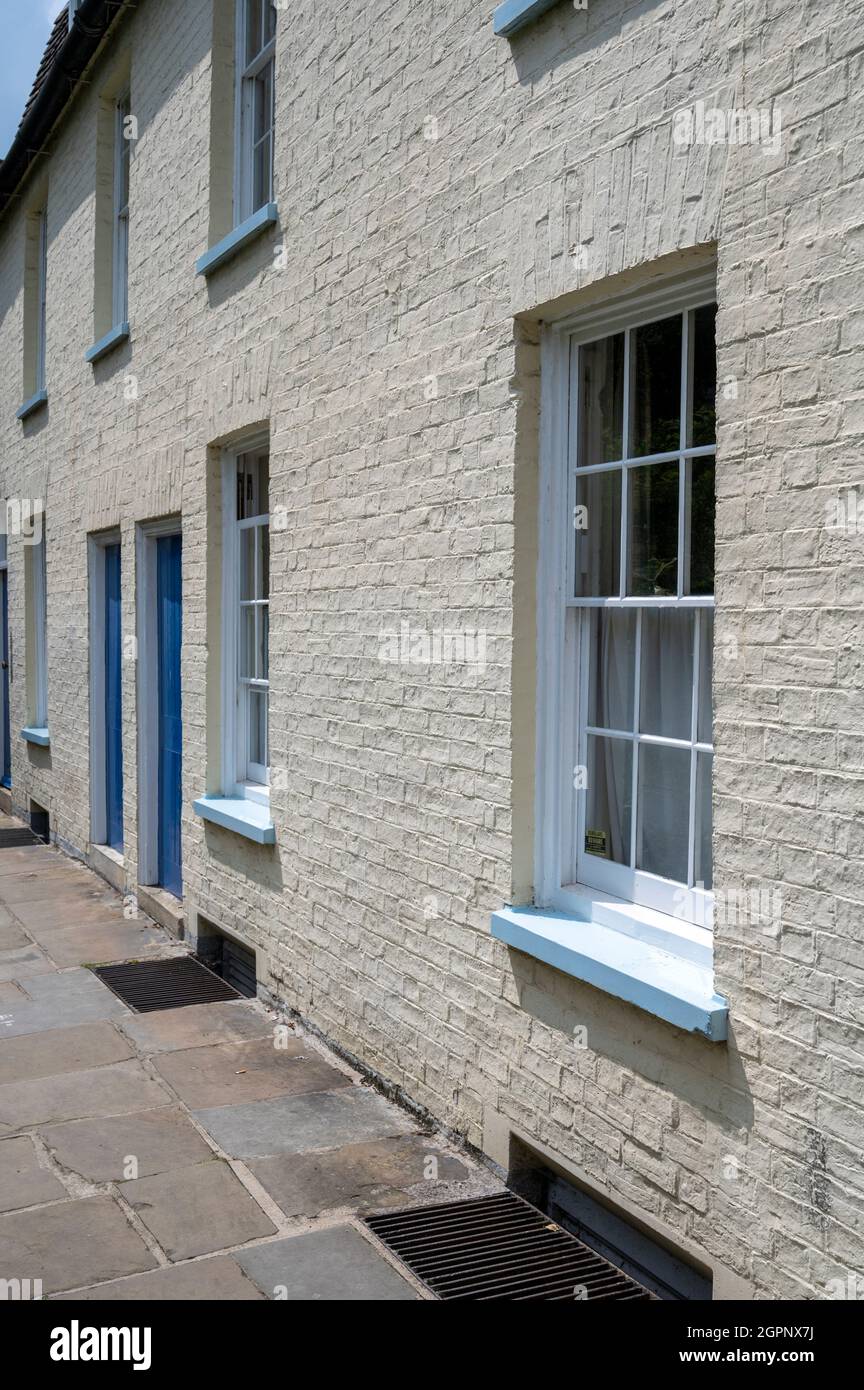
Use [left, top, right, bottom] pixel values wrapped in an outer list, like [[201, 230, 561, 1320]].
[[585, 735, 632, 866], [253, 132, 272, 211], [246, 0, 262, 63], [254, 63, 273, 143], [688, 456, 715, 596], [264, 0, 277, 45], [640, 609, 694, 740], [258, 607, 269, 682], [694, 750, 713, 889], [574, 470, 621, 598], [691, 304, 717, 447], [240, 607, 256, 678], [628, 461, 678, 596], [631, 315, 682, 457], [587, 609, 636, 731], [578, 333, 624, 467], [636, 742, 689, 882], [697, 612, 713, 744], [262, 526, 270, 600], [238, 455, 269, 519], [241, 528, 256, 601], [248, 688, 268, 769]]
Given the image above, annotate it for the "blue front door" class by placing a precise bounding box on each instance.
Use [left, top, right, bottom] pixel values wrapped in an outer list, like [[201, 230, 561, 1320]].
[[157, 535, 182, 897], [104, 544, 124, 850], [1, 571, 10, 788]]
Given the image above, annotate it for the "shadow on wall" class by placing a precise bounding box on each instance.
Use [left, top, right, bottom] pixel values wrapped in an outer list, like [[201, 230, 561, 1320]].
[[505, 0, 669, 87], [508, 945, 755, 1132]]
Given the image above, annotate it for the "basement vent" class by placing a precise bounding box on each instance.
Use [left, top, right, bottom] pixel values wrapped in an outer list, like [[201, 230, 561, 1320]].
[[0, 827, 42, 848], [92, 957, 242, 1012], [365, 1191, 653, 1301], [209, 935, 257, 999]]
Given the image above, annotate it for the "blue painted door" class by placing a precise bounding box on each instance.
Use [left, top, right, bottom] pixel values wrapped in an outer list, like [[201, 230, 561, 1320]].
[[1, 571, 10, 788], [157, 535, 182, 897], [104, 544, 124, 850]]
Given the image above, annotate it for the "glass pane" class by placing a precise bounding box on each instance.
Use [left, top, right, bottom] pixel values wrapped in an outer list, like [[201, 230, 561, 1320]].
[[254, 63, 273, 143], [246, 0, 262, 63], [259, 606, 269, 681], [585, 735, 632, 867], [697, 612, 713, 744], [240, 528, 256, 601], [632, 315, 682, 457], [574, 470, 621, 598], [640, 609, 694, 740], [694, 750, 713, 889], [262, 528, 270, 601], [238, 456, 269, 519], [240, 606, 256, 678], [265, 0, 277, 45], [253, 132, 272, 210], [249, 688, 268, 769], [688, 456, 715, 596], [578, 333, 624, 467], [587, 609, 636, 731], [636, 742, 690, 883], [629, 462, 679, 596], [691, 304, 717, 447]]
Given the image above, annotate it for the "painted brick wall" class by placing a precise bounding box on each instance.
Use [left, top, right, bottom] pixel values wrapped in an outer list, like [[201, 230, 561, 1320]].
[[0, 0, 862, 1298]]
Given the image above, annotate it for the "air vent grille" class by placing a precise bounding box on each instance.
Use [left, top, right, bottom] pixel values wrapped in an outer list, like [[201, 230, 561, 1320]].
[[92, 957, 241, 1012]]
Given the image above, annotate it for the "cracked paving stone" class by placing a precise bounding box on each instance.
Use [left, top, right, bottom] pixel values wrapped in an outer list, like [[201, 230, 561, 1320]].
[[121, 1159, 276, 1261], [0, 1059, 171, 1132], [0, 968, 129, 1038], [0, 1021, 133, 1085], [236, 1226, 419, 1301], [41, 1106, 215, 1183], [194, 1085, 418, 1159], [0, 1195, 158, 1294], [51, 1254, 266, 1301], [118, 1000, 276, 1055], [152, 1037, 349, 1109], [0, 1134, 67, 1211], [247, 1133, 475, 1219]]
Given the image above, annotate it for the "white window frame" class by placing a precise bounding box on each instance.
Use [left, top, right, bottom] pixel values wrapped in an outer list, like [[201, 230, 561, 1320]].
[[30, 529, 48, 729], [536, 269, 717, 932], [35, 211, 48, 394], [234, 0, 276, 224], [112, 94, 130, 328], [221, 442, 270, 805]]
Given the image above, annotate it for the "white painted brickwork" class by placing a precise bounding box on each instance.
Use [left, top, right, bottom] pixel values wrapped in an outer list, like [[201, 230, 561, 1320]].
[[0, 0, 862, 1298]]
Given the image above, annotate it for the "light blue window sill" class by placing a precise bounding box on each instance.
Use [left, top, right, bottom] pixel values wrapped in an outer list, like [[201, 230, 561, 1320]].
[[493, 0, 562, 37], [16, 389, 47, 421], [196, 203, 279, 278], [193, 794, 275, 845], [21, 726, 50, 748], [85, 322, 130, 363], [492, 905, 729, 1041]]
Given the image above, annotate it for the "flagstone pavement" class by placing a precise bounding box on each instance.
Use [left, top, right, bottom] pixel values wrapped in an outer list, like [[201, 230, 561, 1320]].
[[0, 813, 501, 1300]]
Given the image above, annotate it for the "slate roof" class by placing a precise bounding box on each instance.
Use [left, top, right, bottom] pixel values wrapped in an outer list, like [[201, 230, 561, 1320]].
[[18, 8, 70, 138]]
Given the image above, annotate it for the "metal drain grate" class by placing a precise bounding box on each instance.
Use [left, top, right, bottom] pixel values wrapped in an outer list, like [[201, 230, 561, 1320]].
[[0, 828, 42, 848], [365, 1191, 654, 1301], [92, 957, 242, 1012]]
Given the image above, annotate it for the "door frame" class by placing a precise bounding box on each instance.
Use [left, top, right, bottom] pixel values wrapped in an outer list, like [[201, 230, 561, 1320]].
[[0, 538, 10, 789], [88, 528, 122, 848], [136, 517, 182, 888]]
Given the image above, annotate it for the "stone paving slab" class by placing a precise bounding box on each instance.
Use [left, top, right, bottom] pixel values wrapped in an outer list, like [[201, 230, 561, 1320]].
[[33, 921, 169, 968], [121, 1159, 277, 1261], [0, 1060, 171, 1132], [0, 1194, 158, 1294], [41, 1106, 215, 1183], [16, 901, 129, 933], [52, 1254, 267, 1300], [0, 968, 129, 1038], [0, 1134, 67, 1211], [118, 999, 278, 1054], [236, 1226, 419, 1301], [0, 923, 31, 952], [0, 868, 117, 907], [0, 947, 55, 984], [194, 1085, 418, 1159], [153, 1038, 351, 1110], [0, 847, 63, 877], [0, 1020, 133, 1085], [0, 981, 29, 1005], [248, 1133, 475, 1220]]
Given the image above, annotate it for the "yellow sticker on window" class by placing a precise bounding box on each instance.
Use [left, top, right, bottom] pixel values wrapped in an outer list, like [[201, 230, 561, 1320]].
[[585, 829, 607, 856]]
